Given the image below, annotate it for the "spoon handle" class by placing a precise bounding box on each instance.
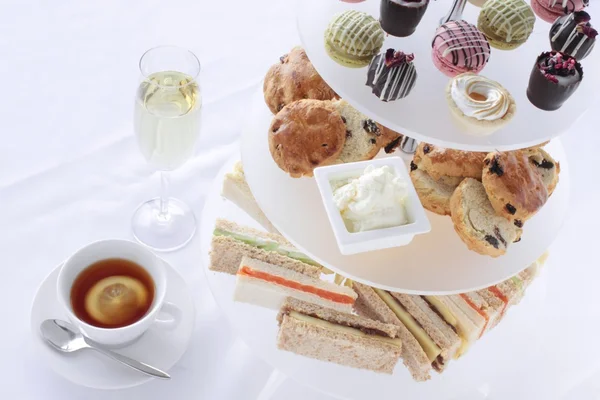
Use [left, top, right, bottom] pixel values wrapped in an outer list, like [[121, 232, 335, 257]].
[[90, 346, 171, 379]]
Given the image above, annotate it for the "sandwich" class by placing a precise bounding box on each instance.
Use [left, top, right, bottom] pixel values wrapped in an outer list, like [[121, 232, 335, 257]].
[[474, 290, 506, 331], [234, 257, 357, 313], [389, 292, 461, 368], [482, 262, 535, 317], [222, 161, 280, 234], [209, 219, 321, 278], [423, 292, 502, 357], [351, 254, 548, 380], [352, 282, 460, 380], [424, 256, 546, 357], [352, 282, 432, 381], [270, 256, 547, 380], [422, 295, 483, 358], [476, 254, 545, 329], [276, 298, 403, 374]]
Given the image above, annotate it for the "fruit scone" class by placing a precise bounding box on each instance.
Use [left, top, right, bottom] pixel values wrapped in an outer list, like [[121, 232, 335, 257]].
[[482, 151, 548, 226], [263, 46, 337, 114], [331, 99, 403, 163], [450, 178, 522, 257], [525, 147, 560, 196], [269, 99, 347, 178], [415, 143, 487, 181], [409, 158, 463, 216], [410, 143, 486, 216]]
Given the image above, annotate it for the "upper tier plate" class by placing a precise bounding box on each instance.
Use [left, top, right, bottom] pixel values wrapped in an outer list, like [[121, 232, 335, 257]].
[[242, 88, 570, 294], [296, 0, 600, 151]]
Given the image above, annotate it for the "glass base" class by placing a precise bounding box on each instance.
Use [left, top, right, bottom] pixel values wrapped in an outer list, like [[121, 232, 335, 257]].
[[132, 197, 196, 252]]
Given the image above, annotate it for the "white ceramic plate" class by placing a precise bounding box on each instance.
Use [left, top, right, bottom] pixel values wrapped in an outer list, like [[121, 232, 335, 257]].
[[241, 89, 570, 294], [296, 0, 600, 151], [30, 259, 195, 390], [200, 155, 551, 399]]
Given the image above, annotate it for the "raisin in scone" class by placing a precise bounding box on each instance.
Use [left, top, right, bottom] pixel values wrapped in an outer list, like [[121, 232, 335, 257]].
[[269, 100, 346, 178], [380, 125, 404, 154], [410, 159, 462, 216], [415, 143, 487, 181], [330, 99, 385, 163], [528, 148, 560, 196], [482, 151, 548, 225], [263, 47, 337, 114], [450, 178, 522, 257]]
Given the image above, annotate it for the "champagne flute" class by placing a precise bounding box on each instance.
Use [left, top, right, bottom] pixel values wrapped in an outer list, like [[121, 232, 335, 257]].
[[132, 46, 202, 251]]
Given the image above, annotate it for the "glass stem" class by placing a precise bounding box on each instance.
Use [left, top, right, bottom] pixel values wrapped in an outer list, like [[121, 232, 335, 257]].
[[159, 171, 170, 219]]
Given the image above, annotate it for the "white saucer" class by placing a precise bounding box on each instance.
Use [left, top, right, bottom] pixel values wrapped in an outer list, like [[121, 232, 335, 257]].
[[30, 259, 195, 390]]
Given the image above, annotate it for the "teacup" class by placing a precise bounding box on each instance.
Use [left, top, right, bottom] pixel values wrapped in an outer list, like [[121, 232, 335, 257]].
[[56, 239, 180, 347]]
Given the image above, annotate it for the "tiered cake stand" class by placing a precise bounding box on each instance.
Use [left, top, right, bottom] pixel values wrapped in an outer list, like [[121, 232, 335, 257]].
[[201, 0, 599, 397]]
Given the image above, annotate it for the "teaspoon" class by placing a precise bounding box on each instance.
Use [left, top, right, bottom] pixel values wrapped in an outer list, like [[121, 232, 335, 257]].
[[40, 319, 170, 380]]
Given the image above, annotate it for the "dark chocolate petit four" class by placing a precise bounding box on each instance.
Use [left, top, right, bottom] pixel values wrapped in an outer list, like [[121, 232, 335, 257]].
[[526, 51, 583, 111], [550, 11, 597, 60], [380, 0, 429, 37]]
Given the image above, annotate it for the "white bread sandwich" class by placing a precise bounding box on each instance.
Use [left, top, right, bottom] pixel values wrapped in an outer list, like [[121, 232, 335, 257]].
[[235, 257, 357, 313], [276, 298, 403, 374], [209, 219, 321, 278], [222, 161, 279, 234]]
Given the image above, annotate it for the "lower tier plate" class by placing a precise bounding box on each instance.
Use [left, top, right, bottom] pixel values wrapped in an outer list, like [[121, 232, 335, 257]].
[[200, 155, 550, 399], [241, 89, 570, 294]]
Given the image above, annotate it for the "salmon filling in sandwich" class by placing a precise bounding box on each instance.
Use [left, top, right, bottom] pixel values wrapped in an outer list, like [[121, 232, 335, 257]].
[[235, 257, 357, 313]]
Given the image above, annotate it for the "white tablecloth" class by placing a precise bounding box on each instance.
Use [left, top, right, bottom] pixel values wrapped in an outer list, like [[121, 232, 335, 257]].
[[1, 0, 599, 399]]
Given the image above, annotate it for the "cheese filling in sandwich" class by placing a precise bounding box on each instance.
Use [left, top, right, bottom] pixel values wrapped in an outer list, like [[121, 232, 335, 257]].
[[423, 295, 483, 357], [351, 281, 462, 381], [209, 219, 321, 277], [376, 290, 461, 371], [276, 298, 403, 374], [352, 282, 432, 381], [348, 253, 548, 380], [235, 257, 357, 313], [426, 255, 548, 358]]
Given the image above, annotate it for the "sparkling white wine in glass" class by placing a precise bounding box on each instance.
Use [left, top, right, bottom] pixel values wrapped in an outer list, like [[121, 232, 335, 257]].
[[134, 71, 202, 171], [132, 46, 201, 252]]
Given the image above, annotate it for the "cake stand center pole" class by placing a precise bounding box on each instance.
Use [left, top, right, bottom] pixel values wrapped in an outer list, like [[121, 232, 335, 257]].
[[400, 136, 418, 154], [439, 0, 468, 25]]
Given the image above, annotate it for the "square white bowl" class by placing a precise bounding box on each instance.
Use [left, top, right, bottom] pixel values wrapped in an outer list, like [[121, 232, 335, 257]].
[[314, 157, 431, 255]]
